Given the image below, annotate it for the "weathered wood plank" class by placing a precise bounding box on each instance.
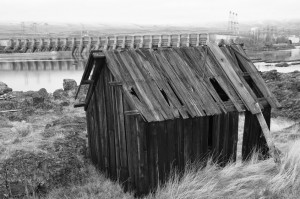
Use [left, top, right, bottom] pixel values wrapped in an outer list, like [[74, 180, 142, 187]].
[[221, 113, 229, 165], [147, 123, 156, 190], [130, 114, 139, 193], [242, 106, 270, 161], [111, 76, 121, 180], [157, 122, 167, 184], [166, 119, 176, 171], [93, 82, 104, 170], [116, 89, 129, 185], [200, 116, 209, 160], [123, 97, 134, 190], [212, 114, 221, 162], [138, 49, 187, 118], [192, 117, 200, 162], [183, 118, 193, 163], [104, 68, 117, 180], [208, 43, 260, 114], [177, 118, 184, 171], [105, 51, 157, 122], [119, 51, 165, 121], [230, 45, 280, 108], [228, 111, 239, 162], [128, 50, 176, 119], [220, 47, 260, 102], [137, 117, 149, 194]]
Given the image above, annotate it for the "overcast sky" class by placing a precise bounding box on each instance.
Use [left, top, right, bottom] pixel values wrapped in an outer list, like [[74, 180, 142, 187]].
[[1, 0, 299, 25]]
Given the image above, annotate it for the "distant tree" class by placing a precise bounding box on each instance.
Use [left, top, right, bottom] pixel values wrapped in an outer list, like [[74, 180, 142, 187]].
[[276, 36, 289, 44]]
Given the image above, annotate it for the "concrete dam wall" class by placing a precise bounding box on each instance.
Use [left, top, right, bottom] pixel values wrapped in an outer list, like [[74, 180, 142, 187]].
[[3, 33, 208, 55]]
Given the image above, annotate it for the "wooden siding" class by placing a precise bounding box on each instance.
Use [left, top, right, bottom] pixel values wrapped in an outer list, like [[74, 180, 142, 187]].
[[242, 105, 271, 161], [81, 44, 277, 196], [86, 70, 240, 195]]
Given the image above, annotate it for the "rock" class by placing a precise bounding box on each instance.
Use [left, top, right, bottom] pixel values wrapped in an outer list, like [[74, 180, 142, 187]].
[[60, 101, 70, 106], [0, 82, 12, 95], [63, 79, 77, 91], [261, 70, 300, 120], [261, 70, 281, 82], [0, 101, 17, 111], [23, 90, 36, 97], [53, 89, 68, 100], [38, 88, 49, 99], [275, 62, 289, 67], [76, 84, 89, 101], [32, 92, 45, 106]]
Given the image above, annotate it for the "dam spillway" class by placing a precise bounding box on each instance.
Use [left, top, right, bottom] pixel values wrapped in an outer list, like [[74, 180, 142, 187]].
[[2, 33, 209, 55]]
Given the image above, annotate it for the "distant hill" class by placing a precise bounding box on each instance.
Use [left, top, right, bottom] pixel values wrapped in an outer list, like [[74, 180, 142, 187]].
[[1, 19, 300, 38]]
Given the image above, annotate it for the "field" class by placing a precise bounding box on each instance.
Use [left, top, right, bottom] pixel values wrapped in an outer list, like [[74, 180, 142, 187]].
[[0, 70, 299, 198]]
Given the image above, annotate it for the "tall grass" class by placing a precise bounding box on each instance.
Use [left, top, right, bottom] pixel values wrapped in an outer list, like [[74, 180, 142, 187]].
[[45, 165, 134, 199], [43, 140, 300, 199], [147, 140, 300, 199]]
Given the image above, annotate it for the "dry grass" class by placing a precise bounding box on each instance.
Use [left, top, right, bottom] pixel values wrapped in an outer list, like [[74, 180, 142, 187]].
[[45, 166, 134, 199], [147, 140, 300, 199], [2, 106, 299, 198], [41, 139, 300, 199]]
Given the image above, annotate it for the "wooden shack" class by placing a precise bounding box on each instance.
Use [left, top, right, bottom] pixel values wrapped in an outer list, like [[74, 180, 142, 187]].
[[75, 39, 279, 195]]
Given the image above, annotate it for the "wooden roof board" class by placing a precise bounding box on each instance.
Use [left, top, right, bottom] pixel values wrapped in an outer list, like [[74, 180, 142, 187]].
[[230, 45, 280, 108], [153, 50, 201, 117], [175, 47, 230, 114], [170, 48, 222, 115], [208, 43, 261, 114], [119, 52, 166, 120], [158, 49, 207, 116], [126, 50, 177, 119], [175, 47, 229, 113], [137, 49, 188, 118], [116, 52, 166, 121], [81, 43, 277, 122], [205, 50, 244, 112], [220, 47, 260, 102], [105, 51, 158, 122]]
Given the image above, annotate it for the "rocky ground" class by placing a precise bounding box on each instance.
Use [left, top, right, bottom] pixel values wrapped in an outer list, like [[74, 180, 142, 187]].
[[0, 70, 299, 198], [0, 80, 89, 198], [261, 70, 300, 120]]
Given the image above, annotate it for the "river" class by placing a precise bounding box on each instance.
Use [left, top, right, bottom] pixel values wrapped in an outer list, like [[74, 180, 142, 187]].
[[0, 48, 299, 92], [0, 52, 87, 92], [246, 46, 300, 73]]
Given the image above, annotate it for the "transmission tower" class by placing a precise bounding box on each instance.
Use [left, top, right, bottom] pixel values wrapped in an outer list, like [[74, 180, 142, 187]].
[[228, 11, 232, 32], [44, 23, 48, 35], [21, 22, 25, 35], [227, 11, 239, 35], [234, 13, 239, 35]]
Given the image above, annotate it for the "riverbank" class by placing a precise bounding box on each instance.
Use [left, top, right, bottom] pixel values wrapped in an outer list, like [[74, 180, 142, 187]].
[[261, 70, 300, 120], [0, 70, 299, 198]]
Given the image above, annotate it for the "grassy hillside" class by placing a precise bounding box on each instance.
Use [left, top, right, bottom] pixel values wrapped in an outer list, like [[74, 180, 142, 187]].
[[0, 70, 299, 198]]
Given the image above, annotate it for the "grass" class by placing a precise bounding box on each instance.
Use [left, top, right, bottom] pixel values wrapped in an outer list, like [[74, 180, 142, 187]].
[[1, 104, 299, 199], [45, 166, 134, 199], [147, 140, 300, 199], [40, 139, 300, 199]]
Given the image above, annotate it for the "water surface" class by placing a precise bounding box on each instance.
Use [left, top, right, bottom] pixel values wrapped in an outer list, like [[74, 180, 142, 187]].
[[246, 47, 300, 72], [0, 52, 86, 92], [0, 49, 299, 92]]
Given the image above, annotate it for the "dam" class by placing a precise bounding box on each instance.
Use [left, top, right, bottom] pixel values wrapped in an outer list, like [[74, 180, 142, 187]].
[[1, 33, 209, 55]]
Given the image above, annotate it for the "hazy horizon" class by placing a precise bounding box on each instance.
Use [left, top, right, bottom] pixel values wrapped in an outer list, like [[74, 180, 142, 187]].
[[1, 0, 300, 26]]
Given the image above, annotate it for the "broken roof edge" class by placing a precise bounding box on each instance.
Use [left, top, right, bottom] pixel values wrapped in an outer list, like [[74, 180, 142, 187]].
[[75, 43, 276, 122]]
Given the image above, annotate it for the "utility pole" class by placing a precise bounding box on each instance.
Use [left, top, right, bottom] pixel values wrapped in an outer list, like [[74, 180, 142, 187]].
[[44, 23, 48, 35], [228, 11, 232, 33], [228, 11, 239, 35], [21, 22, 25, 36]]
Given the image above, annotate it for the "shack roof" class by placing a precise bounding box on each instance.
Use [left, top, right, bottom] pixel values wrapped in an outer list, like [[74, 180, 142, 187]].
[[77, 42, 279, 122]]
